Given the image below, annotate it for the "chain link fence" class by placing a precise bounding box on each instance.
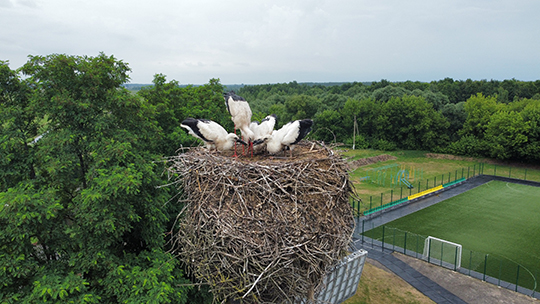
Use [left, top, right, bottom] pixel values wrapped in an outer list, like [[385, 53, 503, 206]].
[[357, 224, 538, 299]]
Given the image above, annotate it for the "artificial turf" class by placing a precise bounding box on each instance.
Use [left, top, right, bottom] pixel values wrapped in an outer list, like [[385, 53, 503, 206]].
[[367, 180, 540, 289]]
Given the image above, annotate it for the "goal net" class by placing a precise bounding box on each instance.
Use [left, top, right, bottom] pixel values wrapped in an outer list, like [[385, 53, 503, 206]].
[[423, 236, 462, 270]]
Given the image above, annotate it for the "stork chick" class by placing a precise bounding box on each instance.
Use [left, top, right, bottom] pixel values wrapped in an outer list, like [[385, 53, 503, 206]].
[[253, 119, 313, 157], [224, 91, 255, 156], [181, 118, 247, 152]]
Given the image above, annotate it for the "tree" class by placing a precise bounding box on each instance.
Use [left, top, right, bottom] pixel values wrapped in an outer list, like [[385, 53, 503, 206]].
[[460, 93, 501, 139], [137, 75, 228, 155], [377, 95, 449, 150], [313, 109, 343, 143], [1, 54, 190, 303], [484, 110, 530, 160], [0, 61, 38, 191], [281, 94, 321, 126], [440, 102, 466, 141]]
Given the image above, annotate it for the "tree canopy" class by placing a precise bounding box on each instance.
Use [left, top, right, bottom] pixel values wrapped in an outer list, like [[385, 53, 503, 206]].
[[0, 54, 216, 303]]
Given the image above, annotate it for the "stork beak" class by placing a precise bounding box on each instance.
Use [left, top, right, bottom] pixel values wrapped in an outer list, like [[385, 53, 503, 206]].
[[252, 138, 265, 145], [236, 138, 248, 146]]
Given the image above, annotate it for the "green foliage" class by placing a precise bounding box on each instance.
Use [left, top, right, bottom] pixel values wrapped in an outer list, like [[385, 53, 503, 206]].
[[0, 54, 192, 303], [137, 75, 228, 155]]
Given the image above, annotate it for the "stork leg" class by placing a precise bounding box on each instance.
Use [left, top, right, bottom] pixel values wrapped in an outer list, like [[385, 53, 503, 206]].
[[232, 126, 239, 157]]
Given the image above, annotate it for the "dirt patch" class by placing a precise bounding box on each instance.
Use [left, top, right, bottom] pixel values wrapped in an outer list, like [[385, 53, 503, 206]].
[[343, 258, 435, 304], [347, 154, 397, 171], [425, 153, 479, 162], [393, 253, 538, 304]]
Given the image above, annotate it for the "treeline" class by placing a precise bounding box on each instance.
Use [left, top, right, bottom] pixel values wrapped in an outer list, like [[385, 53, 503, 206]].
[[237, 78, 540, 162], [2, 53, 540, 302]]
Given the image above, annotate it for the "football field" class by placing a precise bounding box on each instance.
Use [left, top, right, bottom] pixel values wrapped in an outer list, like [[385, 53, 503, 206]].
[[366, 180, 540, 289]]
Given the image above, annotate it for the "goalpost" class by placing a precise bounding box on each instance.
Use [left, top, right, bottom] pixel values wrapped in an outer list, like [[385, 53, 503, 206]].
[[423, 236, 462, 270]]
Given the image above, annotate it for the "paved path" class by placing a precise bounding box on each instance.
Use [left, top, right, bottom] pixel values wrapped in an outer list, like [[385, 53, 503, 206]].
[[352, 239, 468, 304]]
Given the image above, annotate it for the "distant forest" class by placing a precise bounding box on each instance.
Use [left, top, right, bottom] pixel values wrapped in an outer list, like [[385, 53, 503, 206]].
[[231, 78, 540, 163], [127, 77, 540, 163]]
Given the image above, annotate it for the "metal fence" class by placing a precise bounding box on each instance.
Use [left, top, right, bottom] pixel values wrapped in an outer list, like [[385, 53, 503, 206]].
[[352, 163, 540, 216], [357, 224, 539, 299], [352, 163, 485, 215]]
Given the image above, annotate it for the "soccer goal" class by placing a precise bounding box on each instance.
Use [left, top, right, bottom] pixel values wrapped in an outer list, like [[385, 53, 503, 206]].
[[423, 236, 462, 270]]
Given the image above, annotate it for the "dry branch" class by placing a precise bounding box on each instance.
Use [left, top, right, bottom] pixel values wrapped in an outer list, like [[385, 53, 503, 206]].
[[165, 141, 356, 304]]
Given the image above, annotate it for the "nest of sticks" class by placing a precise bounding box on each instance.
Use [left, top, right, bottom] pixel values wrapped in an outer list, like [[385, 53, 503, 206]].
[[165, 141, 355, 303]]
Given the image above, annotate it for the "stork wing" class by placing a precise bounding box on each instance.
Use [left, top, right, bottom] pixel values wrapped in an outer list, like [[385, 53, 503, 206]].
[[196, 119, 228, 142]]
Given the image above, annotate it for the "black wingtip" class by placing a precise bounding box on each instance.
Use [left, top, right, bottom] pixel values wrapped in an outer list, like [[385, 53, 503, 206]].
[[252, 138, 265, 145], [236, 138, 248, 146]]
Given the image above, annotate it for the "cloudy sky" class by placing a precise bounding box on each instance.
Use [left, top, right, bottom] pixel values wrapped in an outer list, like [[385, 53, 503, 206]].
[[1, 0, 539, 84]]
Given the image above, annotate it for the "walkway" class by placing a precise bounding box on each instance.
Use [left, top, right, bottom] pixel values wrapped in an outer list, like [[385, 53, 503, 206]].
[[352, 238, 468, 304]]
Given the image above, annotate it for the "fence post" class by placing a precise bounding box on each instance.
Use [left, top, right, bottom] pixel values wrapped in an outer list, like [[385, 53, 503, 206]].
[[361, 220, 365, 243], [400, 187, 403, 199], [448, 172, 451, 183], [473, 164, 476, 176], [371, 221, 374, 248], [427, 239, 432, 264], [434, 176, 437, 186], [404, 232, 407, 254], [467, 167, 470, 179], [380, 193, 383, 207], [441, 174, 444, 185], [357, 200, 360, 215], [382, 226, 385, 251], [483, 254, 488, 281], [390, 190, 393, 203], [454, 247, 458, 271], [455, 169, 458, 181], [461, 168, 464, 179], [426, 179, 429, 189], [369, 196, 372, 210], [498, 260, 502, 287], [418, 181, 421, 193], [416, 234, 419, 259], [469, 251, 472, 276], [516, 265, 520, 292], [393, 228, 396, 251]]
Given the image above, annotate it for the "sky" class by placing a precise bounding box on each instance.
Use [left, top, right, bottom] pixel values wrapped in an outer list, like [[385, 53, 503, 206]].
[[1, 0, 539, 85]]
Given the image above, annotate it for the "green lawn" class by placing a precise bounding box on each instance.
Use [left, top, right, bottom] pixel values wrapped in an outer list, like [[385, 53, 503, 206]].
[[365, 180, 540, 290]]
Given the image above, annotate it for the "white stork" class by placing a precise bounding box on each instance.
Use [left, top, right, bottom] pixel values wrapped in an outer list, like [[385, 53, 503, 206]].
[[253, 119, 313, 157], [224, 91, 255, 156], [249, 114, 277, 140], [181, 118, 247, 152]]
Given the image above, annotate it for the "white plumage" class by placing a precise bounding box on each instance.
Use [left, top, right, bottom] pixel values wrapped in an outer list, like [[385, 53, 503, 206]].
[[181, 118, 246, 151], [253, 119, 313, 156], [249, 114, 277, 140], [223, 91, 255, 142]]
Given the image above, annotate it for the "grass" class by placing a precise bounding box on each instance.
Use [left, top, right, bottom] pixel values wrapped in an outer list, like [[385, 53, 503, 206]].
[[342, 261, 434, 304], [340, 148, 540, 214], [364, 180, 540, 290]]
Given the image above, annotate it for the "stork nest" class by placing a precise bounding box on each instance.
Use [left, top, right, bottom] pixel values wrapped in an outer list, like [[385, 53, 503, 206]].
[[165, 141, 356, 304]]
